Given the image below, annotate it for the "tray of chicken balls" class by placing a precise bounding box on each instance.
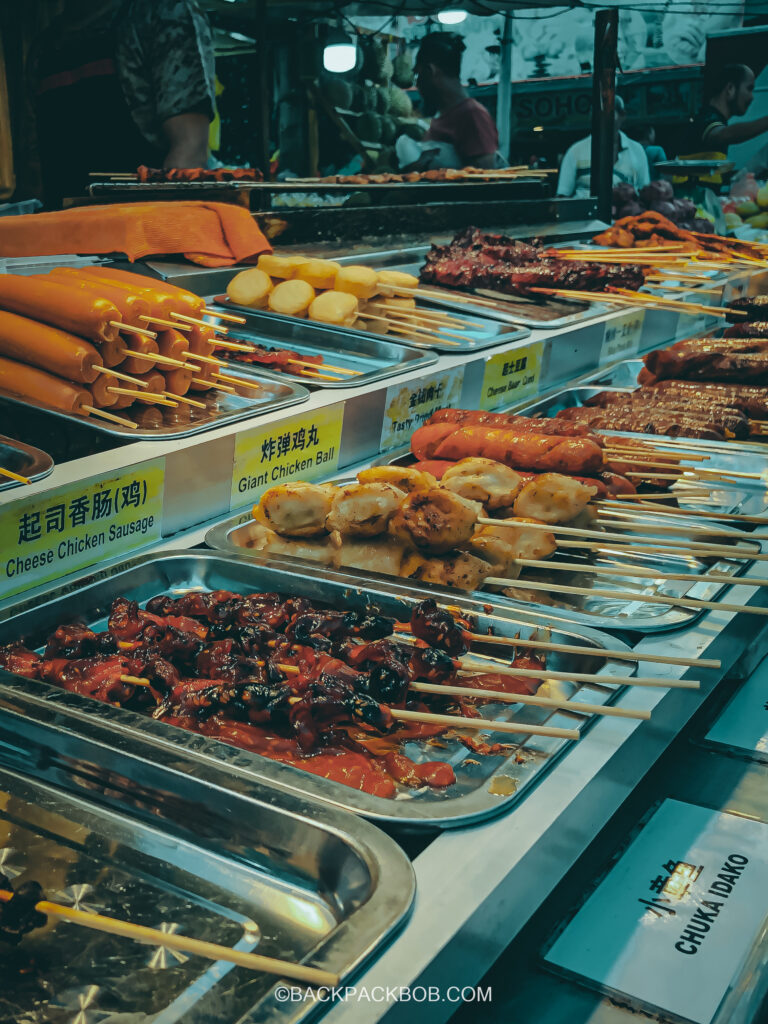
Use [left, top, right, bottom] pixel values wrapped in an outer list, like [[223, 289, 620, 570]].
[[207, 407, 762, 635]]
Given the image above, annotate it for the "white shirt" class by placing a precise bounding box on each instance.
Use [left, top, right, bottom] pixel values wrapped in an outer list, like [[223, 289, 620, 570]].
[[556, 131, 650, 198]]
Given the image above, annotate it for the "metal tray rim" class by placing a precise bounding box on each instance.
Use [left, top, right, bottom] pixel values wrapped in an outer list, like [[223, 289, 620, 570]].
[[0, 433, 54, 491], [0, 549, 634, 830]]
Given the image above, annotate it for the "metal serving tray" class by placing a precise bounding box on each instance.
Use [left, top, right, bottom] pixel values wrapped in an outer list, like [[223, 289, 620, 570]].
[[0, 434, 53, 492], [209, 501, 752, 638], [0, 368, 309, 441], [204, 302, 437, 387], [518, 385, 768, 496], [211, 296, 531, 355], [380, 260, 611, 330], [0, 550, 635, 830], [0, 713, 414, 1024]]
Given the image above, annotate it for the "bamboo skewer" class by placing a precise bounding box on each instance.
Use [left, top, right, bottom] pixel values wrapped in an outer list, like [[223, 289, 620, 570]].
[[107, 387, 178, 407], [451, 628, 719, 669], [111, 321, 157, 339], [295, 369, 346, 381], [485, 575, 768, 617], [164, 391, 206, 408], [357, 310, 471, 343], [604, 446, 709, 463], [181, 351, 224, 366], [287, 358, 360, 375], [192, 377, 234, 393], [596, 500, 768, 525], [512, 556, 768, 589], [82, 405, 138, 429], [213, 373, 263, 390], [592, 515, 755, 540], [139, 316, 192, 331], [456, 656, 696, 689], [120, 349, 192, 370], [209, 338, 253, 352], [0, 466, 31, 484], [0, 889, 339, 986], [408, 681, 650, 719], [390, 708, 580, 740], [92, 365, 149, 388], [202, 307, 246, 323], [171, 312, 228, 331]]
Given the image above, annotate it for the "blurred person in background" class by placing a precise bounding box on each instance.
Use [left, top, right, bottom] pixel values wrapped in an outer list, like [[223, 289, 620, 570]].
[[414, 32, 501, 169], [683, 63, 768, 157], [638, 125, 667, 179], [32, 0, 215, 207], [557, 95, 649, 198]]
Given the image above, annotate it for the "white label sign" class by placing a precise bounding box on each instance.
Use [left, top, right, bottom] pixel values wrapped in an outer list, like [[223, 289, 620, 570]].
[[379, 367, 464, 452], [705, 666, 768, 759], [600, 310, 645, 365], [545, 800, 768, 1024]]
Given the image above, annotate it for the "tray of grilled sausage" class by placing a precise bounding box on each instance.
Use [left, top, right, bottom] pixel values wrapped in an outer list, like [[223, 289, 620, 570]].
[[0, 550, 642, 829], [0, 700, 413, 1024]]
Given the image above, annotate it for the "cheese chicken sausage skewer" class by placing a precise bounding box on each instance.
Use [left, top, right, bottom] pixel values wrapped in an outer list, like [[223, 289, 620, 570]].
[[0, 274, 126, 345], [0, 310, 108, 384]]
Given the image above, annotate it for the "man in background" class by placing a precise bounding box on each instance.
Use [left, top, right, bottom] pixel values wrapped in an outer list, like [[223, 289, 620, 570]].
[[556, 95, 649, 198], [684, 63, 768, 157], [33, 0, 215, 207], [414, 32, 500, 170]]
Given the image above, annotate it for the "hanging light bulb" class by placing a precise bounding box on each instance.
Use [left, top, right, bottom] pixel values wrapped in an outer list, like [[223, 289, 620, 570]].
[[323, 26, 357, 73], [437, 10, 468, 25]]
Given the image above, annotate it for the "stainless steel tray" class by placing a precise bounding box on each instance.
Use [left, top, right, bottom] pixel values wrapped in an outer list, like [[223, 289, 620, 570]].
[[208, 503, 752, 637], [0, 434, 53, 492], [518, 385, 768, 497], [0, 550, 635, 830], [0, 710, 414, 1024], [211, 295, 531, 355], [383, 260, 611, 330], [0, 367, 309, 440], [206, 301, 437, 387]]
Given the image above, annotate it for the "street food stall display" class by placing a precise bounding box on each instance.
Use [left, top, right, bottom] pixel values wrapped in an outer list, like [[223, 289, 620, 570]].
[[2, 219, 768, 1024]]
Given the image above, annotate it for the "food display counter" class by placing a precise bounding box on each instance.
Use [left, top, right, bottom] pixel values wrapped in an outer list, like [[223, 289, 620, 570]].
[[1, 229, 768, 1024]]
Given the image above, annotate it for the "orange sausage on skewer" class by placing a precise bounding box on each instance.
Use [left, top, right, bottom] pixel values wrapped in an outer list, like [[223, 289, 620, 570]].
[[156, 328, 189, 363], [117, 335, 159, 375], [72, 266, 178, 320], [80, 265, 205, 318], [45, 269, 153, 330], [0, 309, 104, 383], [0, 355, 91, 414], [163, 366, 193, 396], [0, 274, 121, 344], [88, 373, 119, 408]]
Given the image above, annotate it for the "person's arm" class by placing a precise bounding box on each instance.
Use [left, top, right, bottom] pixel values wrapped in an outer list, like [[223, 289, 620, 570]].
[[556, 146, 576, 196], [162, 112, 210, 168], [708, 116, 768, 148], [635, 144, 650, 189], [464, 152, 496, 169]]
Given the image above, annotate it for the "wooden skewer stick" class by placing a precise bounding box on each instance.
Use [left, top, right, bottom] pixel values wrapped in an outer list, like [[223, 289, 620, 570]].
[[213, 373, 263, 391], [592, 516, 754, 540], [596, 500, 768, 525], [171, 312, 228, 331], [384, 307, 482, 330], [209, 338, 254, 352], [107, 387, 178, 407], [120, 349, 190, 370], [408, 681, 650, 719], [512, 556, 768, 589], [485, 575, 768, 617], [0, 465, 31, 484], [111, 321, 157, 339], [164, 391, 207, 408], [92, 365, 149, 388], [556, 537, 754, 560], [202, 307, 246, 323], [454, 628, 719, 669], [456, 656, 696, 689], [599, 491, 711, 503], [356, 312, 464, 346], [179, 351, 224, 367], [192, 377, 234, 393], [604, 447, 709, 463], [82, 404, 138, 429], [138, 316, 192, 331], [287, 359, 360, 375], [0, 889, 339, 985], [390, 707, 580, 740], [295, 369, 345, 382]]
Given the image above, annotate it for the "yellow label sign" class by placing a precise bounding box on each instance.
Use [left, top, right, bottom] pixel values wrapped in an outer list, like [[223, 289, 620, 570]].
[[600, 309, 645, 365], [231, 404, 344, 509], [479, 341, 544, 411], [380, 367, 465, 452], [0, 459, 165, 601]]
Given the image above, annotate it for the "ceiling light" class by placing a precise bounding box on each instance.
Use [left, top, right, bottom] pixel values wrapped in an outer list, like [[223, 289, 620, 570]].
[[437, 10, 468, 25], [323, 27, 357, 73]]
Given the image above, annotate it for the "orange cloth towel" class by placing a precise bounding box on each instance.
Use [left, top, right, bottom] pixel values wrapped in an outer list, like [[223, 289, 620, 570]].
[[0, 201, 272, 267]]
